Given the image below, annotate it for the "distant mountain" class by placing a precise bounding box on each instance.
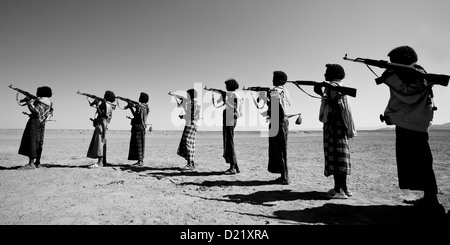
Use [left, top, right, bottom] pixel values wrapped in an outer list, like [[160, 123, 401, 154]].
[[376, 122, 450, 130], [430, 122, 450, 130]]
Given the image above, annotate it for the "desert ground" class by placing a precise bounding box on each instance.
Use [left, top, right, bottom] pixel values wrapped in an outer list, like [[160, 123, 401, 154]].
[[0, 128, 449, 227]]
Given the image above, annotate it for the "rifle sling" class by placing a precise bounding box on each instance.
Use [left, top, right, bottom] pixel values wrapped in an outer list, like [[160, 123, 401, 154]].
[[249, 92, 265, 109], [211, 93, 225, 108], [292, 83, 323, 100]]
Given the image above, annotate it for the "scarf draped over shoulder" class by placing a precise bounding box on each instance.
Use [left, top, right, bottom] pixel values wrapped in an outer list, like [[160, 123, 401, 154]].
[[319, 81, 356, 138]]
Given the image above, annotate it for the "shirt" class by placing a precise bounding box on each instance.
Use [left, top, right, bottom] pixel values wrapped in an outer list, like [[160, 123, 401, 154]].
[[378, 68, 434, 132], [28, 97, 53, 123], [219, 91, 243, 126]]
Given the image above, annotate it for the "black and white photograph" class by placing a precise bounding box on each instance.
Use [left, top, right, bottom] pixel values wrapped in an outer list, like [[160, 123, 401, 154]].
[[1, 0, 449, 236]]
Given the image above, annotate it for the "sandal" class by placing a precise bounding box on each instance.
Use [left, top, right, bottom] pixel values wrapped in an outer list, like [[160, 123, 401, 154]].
[[326, 189, 348, 199], [18, 164, 36, 170], [224, 168, 237, 175], [131, 162, 144, 167], [403, 198, 427, 206], [88, 163, 103, 169], [180, 164, 194, 171]]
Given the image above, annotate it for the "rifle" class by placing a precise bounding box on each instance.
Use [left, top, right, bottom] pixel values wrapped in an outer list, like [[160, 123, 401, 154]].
[[8, 85, 38, 103], [204, 86, 226, 95], [9, 85, 54, 121], [116, 96, 140, 108], [77, 91, 113, 124], [168, 91, 187, 99], [168, 91, 187, 107], [242, 86, 273, 93], [76, 91, 104, 101], [204, 86, 227, 107], [343, 54, 449, 87], [242, 86, 274, 109], [286, 80, 357, 98]]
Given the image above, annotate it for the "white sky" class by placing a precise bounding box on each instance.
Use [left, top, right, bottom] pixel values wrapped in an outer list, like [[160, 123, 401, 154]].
[[1, 0, 449, 131]]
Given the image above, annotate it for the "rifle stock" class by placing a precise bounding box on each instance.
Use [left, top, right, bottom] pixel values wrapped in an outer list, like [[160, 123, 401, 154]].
[[286, 80, 357, 97], [343, 54, 449, 87]]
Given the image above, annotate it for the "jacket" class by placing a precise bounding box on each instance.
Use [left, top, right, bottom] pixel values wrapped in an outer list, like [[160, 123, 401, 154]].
[[377, 67, 434, 132]]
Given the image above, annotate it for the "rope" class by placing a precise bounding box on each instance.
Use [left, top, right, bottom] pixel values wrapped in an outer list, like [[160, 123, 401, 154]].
[[249, 92, 266, 109], [211, 93, 225, 108], [115, 99, 129, 110], [292, 83, 323, 99]]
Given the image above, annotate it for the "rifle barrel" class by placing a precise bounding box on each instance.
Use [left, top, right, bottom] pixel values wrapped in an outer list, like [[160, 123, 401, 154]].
[[286, 80, 317, 86], [9, 85, 36, 99], [242, 86, 272, 91], [117, 96, 139, 105]]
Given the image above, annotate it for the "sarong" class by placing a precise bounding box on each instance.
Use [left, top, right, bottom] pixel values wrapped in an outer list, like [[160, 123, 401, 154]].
[[177, 123, 198, 163], [268, 120, 289, 174], [223, 125, 237, 164], [395, 126, 437, 192], [323, 120, 351, 176], [18, 117, 46, 158], [87, 122, 107, 159], [128, 125, 146, 161]]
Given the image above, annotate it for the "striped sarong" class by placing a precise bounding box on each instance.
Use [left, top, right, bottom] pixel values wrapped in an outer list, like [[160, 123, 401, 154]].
[[128, 124, 146, 161], [18, 117, 46, 158], [177, 123, 198, 163], [323, 119, 351, 176]]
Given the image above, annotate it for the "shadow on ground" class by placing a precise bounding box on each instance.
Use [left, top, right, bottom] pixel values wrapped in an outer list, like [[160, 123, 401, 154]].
[[183, 190, 329, 207], [235, 203, 449, 225], [223, 190, 330, 204], [180, 179, 283, 187]]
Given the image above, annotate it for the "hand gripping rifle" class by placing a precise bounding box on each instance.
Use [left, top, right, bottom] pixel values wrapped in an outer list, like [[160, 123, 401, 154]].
[[168, 91, 198, 120], [204, 86, 226, 107], [76, 91, 109, 124], [168, 91, 186, 107], [116, 96, 140, 108], [242, 86, 274, 109], [286, 80, 357, 98], [115, 96, 141, 122], [343, 54, 449, 86]]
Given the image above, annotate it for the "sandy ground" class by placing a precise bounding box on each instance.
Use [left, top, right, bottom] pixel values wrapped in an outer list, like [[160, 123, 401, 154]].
[[0, 129, 449, 226]]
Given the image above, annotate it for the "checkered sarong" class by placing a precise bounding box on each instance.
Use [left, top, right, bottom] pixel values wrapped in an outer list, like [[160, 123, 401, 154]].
[[177, 123, 198, 163], [323, 120, 351, 176], [128, 125, 146, 161]]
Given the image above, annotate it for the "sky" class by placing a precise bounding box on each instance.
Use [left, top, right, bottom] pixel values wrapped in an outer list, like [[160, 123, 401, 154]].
[[1, 0, 449, 131]]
